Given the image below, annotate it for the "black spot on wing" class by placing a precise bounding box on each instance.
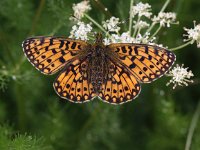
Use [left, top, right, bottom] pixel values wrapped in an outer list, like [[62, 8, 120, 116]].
[[59, 57, 65, 63]]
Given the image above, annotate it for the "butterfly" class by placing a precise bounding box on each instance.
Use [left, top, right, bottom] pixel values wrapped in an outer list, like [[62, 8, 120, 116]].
[[22, 33, 176, 105]]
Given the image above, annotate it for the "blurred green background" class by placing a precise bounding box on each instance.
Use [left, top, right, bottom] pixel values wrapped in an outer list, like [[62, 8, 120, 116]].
[[0, 0, 200, 149]]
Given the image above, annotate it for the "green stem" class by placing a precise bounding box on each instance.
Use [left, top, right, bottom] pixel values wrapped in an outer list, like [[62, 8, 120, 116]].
[[128, 0, 134, 36], [185, 100, 200, 150], [29, 0, 45, 35], [170, 41, 192, 51], [133, 16, 141, 37], [145, 22, 156, 35], [136, 28, 141, 37], [15, 83, 26, 131], [84, 14, 107, 34], [160, 0, 171, 13], [78, 101, 102, 136], [92, 0, 112, 17], [149, 25, 162, 40], [49, 23, 63, 36]]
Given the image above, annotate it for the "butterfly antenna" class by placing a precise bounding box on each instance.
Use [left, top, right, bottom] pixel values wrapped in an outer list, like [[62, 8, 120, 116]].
[[69, 14, 81, 22], [92, 0, 112, 17]]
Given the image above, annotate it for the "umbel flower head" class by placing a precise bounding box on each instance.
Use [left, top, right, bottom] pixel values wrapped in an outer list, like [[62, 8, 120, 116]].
[[71, 0, 91, 20], [184, 22, 200, 48], [102, 17, 121, 32], [69, 21, 92, 40], [152, 12, 177, 27], [131, 2, 152, 18], [166, 64, 194, 89], [133, 20, 149, 29]]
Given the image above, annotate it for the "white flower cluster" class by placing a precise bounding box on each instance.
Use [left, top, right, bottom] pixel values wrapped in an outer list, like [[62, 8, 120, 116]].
[[133, 20, 149, 29], [69, 22, 92, 40], [166, 64, 194, 89], [102, 17, 121, 32], [103, 32, 135, 45], [71, 0, 91, 20], [103, 32, 160, 46], [184, 23, 200, 48], [152, 12, 177, 27], [131, 2, 152, 18]]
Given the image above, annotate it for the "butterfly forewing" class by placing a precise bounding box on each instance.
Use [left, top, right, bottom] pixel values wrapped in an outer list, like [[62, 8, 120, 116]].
[[107, 43, 176, 83], [22, 36, 88, 75]]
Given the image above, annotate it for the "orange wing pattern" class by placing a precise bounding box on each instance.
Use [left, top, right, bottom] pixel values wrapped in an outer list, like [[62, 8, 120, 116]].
[[22, 35, 176, 105], [53, 59, 96, 103], [107, 44, 176, 83], [98, 61, 141, 104], [22, 36, 88, 75]]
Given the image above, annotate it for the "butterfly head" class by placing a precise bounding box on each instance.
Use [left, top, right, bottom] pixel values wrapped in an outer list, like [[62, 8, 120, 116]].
[[95, 32, 103, 44]]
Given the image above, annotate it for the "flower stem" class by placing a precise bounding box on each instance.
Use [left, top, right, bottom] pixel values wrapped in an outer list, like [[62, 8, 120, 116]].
[[136, 28, 141, 37], [145, 22, 156, 36], [29, 0, 45, 35], [149, 25, 162, 40], [170, 41, 192, 51], [185, 100, 200, 150], [84, 14, 107, 34], [160, 0, 171, 13], [49, 23, 63, 36], [128, 0, 134, 36], [133, 16, 141, 37], [93, 0, 112, 17]]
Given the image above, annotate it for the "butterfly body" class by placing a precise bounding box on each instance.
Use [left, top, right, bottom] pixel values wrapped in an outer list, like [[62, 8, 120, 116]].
[[87, 34, 109, 93], [22, 33, 176, 104], [88, 48, 106, 93]]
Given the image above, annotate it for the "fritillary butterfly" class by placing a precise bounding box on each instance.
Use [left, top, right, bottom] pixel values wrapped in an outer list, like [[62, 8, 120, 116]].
[[22, 33, 176, 104]]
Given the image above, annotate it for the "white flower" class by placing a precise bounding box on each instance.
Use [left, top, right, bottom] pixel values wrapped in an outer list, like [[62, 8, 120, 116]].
[[117, 32, 135, 43], [71, 0, 91, 20], [134, 32, 153, 44], [166, 64, 194, 89], [103, 32, 135, 45], [152, 12, 177, 27], [12, 75, 17, 80], [102, 17, 121, 32], [69, 22, 92, 40], [103, 38, 111, 45], [131, 2, 152, 18], [184, 23, 200, 48], [133, 20, 150, 29]]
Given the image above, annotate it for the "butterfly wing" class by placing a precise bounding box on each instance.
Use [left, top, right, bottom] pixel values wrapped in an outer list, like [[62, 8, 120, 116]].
[[107, 43, 176, 83], [22, 36, 89, 75], [53, 59, 96, 103], [98, 61, 141, 104], [98, 43, 176, 104]]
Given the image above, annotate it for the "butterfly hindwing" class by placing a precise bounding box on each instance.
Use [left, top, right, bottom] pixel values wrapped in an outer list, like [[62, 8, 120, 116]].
[[98, 61, 141, 104], [22, 36, 88, 75], [107, 43, 176, 83], [53, 59, 96, 103]]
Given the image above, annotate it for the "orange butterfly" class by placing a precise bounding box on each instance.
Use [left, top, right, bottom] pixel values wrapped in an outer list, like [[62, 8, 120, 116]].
[[22, 33, 176, 104]]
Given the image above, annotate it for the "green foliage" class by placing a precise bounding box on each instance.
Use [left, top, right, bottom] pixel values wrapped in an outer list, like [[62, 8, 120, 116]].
[[0, 0, 200, 150], [0, 124, 51, 150]]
